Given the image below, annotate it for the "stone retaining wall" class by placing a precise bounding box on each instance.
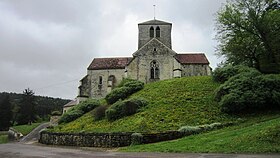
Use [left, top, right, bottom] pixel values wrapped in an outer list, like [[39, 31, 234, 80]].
[[39, 130, 185, 148]]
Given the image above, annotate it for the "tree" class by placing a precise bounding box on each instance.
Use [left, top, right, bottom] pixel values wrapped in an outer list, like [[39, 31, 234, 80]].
[[17, 88, 37, 125], [0, 95, 13, 130], [216, 0, 280, 73]]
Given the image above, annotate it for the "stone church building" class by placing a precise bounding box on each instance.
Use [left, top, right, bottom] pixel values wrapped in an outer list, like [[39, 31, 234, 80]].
[[78, 19, 211, 100]]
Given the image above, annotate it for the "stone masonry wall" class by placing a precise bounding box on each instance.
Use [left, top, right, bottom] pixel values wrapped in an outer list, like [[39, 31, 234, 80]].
[[138, 24, 172, 49], [39, 131, 185, 148], [128, 39, 176, 83], [181, 64, 211, 76], [87, 69, 125, 99]]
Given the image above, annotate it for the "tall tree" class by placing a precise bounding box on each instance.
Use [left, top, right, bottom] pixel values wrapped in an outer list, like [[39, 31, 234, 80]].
[[0, 95, 13, 130], [17, 88, 37, 125], [216, 0, 280, 73]]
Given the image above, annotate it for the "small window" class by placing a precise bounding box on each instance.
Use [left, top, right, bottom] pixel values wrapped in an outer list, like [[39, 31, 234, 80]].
[[99, 76, 102, 85], [149, 26, 154, 37], [156, 26, 160, 37], [150, 60, 160, 79]]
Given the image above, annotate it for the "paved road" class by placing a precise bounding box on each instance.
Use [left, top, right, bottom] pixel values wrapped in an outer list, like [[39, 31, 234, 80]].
[[1, 123, 279, 158], [0, 143, 280, 158], [20, 122, 50, 144]]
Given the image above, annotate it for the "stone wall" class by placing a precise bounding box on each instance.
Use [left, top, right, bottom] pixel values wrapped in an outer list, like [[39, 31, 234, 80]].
[[181, 64, 211, 76], [87, 69, 126, 99], [128, 38, 176, 83], [49, 116, 61, 127], [138, 24, 172, 49], [39, 130, 185, 148]]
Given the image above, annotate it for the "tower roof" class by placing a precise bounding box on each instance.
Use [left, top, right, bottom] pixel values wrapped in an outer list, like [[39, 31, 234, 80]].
[[138, 19, 172, 25]]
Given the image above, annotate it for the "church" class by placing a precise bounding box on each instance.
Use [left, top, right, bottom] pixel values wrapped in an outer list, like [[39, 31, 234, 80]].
[[78, 19, 211, 100]]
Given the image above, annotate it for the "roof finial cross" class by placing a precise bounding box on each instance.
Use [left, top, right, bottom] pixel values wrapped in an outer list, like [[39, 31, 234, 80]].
[[153, 4, 156, 20]]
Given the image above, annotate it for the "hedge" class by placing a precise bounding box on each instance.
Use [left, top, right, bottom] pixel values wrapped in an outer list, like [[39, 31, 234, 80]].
[[105, 98, 148, 121], [105, 80, 144, 104], [59, 99, 100, 124]]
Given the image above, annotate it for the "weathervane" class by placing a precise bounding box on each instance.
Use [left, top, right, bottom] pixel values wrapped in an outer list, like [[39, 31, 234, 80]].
[[153, 4, 156, 20]]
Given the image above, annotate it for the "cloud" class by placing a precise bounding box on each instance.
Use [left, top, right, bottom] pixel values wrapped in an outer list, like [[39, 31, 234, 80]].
[[0, 0, 226, 99]]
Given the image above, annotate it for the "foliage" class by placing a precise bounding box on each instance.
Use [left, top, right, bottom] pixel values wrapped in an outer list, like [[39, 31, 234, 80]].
[[105, 80, 144, 104], [131, 133, 143, 145], [178, 126, 202, 135], [58, 99, 100, 124], [17, 88, 37, 125], [74, 99, 100, 113], [0, 135, 8, 144], [121, 115, 280, 153], [59, 110, 84, 124], [215, 73, 280, 113], [93, 105, 108, 121], [178, 123, 223, 135], [212, 65, 260, 83], [0, 92, 70, 124], [51, 76, 235, 133], [51, 111, 62, 116], [117, 78, 136, 88], [215, 0, 280, 73], [12, 122, 42, 136], [0, 95, 12, 131], [105, 87, 130, 105], [106, 98, 148, 121]]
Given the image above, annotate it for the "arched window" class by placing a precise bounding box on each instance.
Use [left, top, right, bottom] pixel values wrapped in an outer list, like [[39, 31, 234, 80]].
[[108, 75, 116, 88], [150, 60, 160, 79], [149, 26, 154, 38], [156, 26, 160, 37]]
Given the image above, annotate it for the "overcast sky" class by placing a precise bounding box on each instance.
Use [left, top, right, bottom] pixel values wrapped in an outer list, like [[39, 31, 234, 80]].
[[0, 0, 227, 99]]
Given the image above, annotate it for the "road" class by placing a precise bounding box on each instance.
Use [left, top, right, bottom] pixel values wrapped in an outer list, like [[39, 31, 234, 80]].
[[0, 122, 279, 158], [20, 122, 50, 144], [1, 143, 279, 158]]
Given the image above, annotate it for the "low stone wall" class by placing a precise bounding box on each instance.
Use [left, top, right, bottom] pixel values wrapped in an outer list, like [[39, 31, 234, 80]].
[[39, 130, 185, 148]]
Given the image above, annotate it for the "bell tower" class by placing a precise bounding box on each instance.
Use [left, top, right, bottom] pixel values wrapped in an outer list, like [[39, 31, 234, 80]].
[[138, 19, 172, 49]]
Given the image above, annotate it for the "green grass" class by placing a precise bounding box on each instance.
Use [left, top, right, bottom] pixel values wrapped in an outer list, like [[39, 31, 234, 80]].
[[13, 123, 42, 136], [0, 135, 8, 144], [121, 115, 280, 153], [52, 76, 236, 133]]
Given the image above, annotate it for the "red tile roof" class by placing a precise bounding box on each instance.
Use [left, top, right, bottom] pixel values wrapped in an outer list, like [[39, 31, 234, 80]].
[[175, 53, 209, 64], [88, 57, 133, 70]]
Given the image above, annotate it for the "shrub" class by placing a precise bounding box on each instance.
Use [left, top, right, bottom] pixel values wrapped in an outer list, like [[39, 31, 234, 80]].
[[51, 111, 61, 116], [58, 99, 100, 124], [105, 87, 130, 104], [117, 78, 136, 88], [199, 122, 222, 131], [123, 80, 144, 94], [178, 126, 202, 135], [215, 73, 280, 113], [105, 80, 144, 104], [131, 133, 143, 145], [106, 98, 148, 121], [212, 65, 260, 83], [93, 105, 108, 121], [58, 110, 83, 124], [77, 99, 100, 113]]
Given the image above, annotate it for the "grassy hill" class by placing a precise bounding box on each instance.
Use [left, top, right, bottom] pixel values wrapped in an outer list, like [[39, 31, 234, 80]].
[[122, 114, 280, 153], [53, 76, 236, 133]]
